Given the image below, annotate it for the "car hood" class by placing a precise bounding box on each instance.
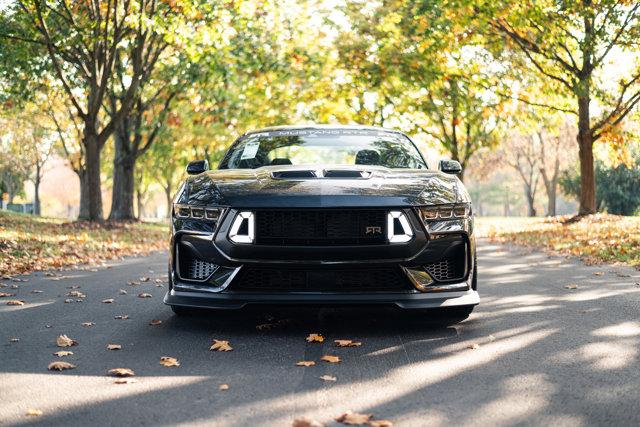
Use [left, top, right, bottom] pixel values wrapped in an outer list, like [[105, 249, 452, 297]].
[[180, 165, 469, 208]]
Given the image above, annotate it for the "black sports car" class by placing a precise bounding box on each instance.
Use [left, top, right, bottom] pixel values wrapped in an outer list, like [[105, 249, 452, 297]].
[[165, 125, 478, 317]]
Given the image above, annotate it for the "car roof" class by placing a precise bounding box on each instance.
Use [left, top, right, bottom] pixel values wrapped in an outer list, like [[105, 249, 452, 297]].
[[243, 124, 406, 136]]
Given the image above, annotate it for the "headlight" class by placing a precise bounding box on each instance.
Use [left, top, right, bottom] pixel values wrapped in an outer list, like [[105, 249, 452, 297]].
[[173, 204, 223, 221], [418, 203, 470, 221]]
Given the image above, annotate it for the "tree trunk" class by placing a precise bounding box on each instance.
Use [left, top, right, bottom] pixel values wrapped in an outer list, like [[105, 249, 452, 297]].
[[577, 94, 596, 215], [33, 174, 41, 216], [164, 183, 172, 218], [136, 189, 144, 220], [79, 132, 103, 221], [543, 179, 557, 216], [525, 184, 537, 217], [108, 132, 136, 220], [78, 168, 90, 220]]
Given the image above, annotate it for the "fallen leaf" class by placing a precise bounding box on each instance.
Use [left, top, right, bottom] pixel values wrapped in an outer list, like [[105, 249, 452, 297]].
[[108, 368, 135, 377], [67, 285, 81, 289], [31, 290, 43, 294], [56, 334, 77, 347], [592, 271, 605, 276], [219, 383, 229, 391], [10, 338, 19, 342], [114, 378, 138, 384], [138, 293, 152, 298], [154, 278, 163, 283], [210, 339, 233, 352], [107, 344, 122, 350], [139, 276, 150, 282], [67, 291, 86, 298], [368, 420, 394, 427], [48, 361, 76, 371], [10, 284, 19, 288], [319, 375, 337, 381], [119, 289, 128, 295], [0, 292, 16, 297], [149, 319, 162, 326], [114, 315, 129, 320], [159, 356, 180, 367], [296, 361, 316, 367], [54, 351, 73, 357], [306, 333, 324, 343], [102, 298, 115, 304], [127, 281, 140, 286], [335, 412, 372, 425], [26, 409, 43, 417], [81, 322, 95, 327], [468, 343, 480, 350], [564, 284, 579, 290], [335, 339, 362, 347], [320, 355, 341, 363], [6, 300, 24, 306], [64, 299, 74, 303], [293, 417, 324, 427]]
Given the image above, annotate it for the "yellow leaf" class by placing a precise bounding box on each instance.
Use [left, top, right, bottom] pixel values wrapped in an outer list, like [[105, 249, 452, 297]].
[[160, 356, 180, 367], [335, 339, 362, 347], [306, 333, 324, 343], [210, 339, 233, 352], [296, 361, 316, 367], [219, 383, 229, 391], [26, 409, 43, 416], [320, 355, 341, 363]]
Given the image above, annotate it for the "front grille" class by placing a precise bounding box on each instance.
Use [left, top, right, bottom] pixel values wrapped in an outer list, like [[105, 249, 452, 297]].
[[424, 258, 466, 282], [231, 267, 413, 293], [254, 209, 387, 246]]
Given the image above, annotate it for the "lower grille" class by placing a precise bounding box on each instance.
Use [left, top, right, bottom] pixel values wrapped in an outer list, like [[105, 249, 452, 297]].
[[185, 259, 218, 280], [231, 267, 413, 293], [254, 209, 387, 246], [424, 258, 466, 282]]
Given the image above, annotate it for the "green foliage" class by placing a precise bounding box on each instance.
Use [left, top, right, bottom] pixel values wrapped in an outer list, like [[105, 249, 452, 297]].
[[560, 159, 640, 215]]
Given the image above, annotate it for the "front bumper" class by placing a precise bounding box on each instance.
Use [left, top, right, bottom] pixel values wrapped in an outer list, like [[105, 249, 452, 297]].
[[165, 208, 478, 310]]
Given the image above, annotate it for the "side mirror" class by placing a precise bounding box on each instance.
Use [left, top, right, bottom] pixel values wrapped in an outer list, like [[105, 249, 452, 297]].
[[186, 159, 209, 175], [438, 159, 462, 175]]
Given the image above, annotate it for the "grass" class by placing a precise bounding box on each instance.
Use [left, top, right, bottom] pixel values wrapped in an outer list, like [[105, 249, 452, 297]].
[[0, 210, 168, 276], [477, 214, 640, 268]]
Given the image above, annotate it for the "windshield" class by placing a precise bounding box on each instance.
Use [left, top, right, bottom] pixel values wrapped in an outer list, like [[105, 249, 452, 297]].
[[218, 129, 427, 169]]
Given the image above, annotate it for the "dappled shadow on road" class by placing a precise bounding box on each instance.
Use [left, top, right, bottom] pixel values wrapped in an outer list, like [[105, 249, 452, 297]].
[[2, 242, 640, 426]]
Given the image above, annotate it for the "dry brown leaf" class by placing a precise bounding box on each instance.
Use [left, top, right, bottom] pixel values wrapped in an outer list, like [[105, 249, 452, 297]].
[[108, 368, 135, 377], [114, 315, 129, 320], [26, 409, 43, 417], [296, 361, 316, 367], [67, 291, 86, 298], [149, 319, 162, 326], [210, 339, 233, 352], [321, 355, 341, 363], [81, 322, 95, 327], [102, 298, 115, 304], [292, 417, 325, 427], [335, 340, 362, 347], [6, 300, 24, 306], [0, 292, 16, 297], [107, 344, 122, 350], [138, 293, 152, 298], [335, 412, 372, 425], [306, 333, 324, 343], [592, 271, 605, 276], [159, 356, 180, 367], [219, 383, 229, 391], [54, 351, 73, 357], [564, 284, 579, 290], [319, 375, 337, 382], [468, 343, 480, 350], [368, 420, 394, 427], [56, 334, 77, 347], [114, 378, 138, 384], [48, 361, 76, 371]]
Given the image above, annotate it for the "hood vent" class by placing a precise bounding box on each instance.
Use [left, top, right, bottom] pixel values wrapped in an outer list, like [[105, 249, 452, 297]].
[[271, 170, 317, 179], [323, 169, 372, 179]]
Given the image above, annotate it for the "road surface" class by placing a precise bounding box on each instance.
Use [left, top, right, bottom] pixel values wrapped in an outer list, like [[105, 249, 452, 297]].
[[1, 240, 640, 426]]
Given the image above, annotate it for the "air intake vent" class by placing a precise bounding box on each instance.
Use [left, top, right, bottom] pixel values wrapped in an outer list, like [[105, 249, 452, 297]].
[[271, 170, 317, 179], [323, 170, 370, 178], [187, 259, 218, 280]]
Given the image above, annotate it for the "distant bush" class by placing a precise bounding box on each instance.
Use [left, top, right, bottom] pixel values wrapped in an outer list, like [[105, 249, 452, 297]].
[[560, 159, 640, 215]]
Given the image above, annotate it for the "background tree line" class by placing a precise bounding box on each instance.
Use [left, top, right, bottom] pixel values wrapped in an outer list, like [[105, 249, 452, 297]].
[[1, 0, 639, 220]]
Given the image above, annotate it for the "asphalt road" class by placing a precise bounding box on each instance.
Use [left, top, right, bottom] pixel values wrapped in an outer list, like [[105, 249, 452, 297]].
[[1, 240, 640, 427]]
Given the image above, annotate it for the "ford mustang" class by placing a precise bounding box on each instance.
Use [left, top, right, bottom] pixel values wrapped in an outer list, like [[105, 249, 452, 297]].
[[165, 125, 478, 318]]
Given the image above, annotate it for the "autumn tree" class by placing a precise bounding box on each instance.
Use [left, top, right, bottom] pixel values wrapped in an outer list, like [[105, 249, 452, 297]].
[[473, 0, 640, 215]]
